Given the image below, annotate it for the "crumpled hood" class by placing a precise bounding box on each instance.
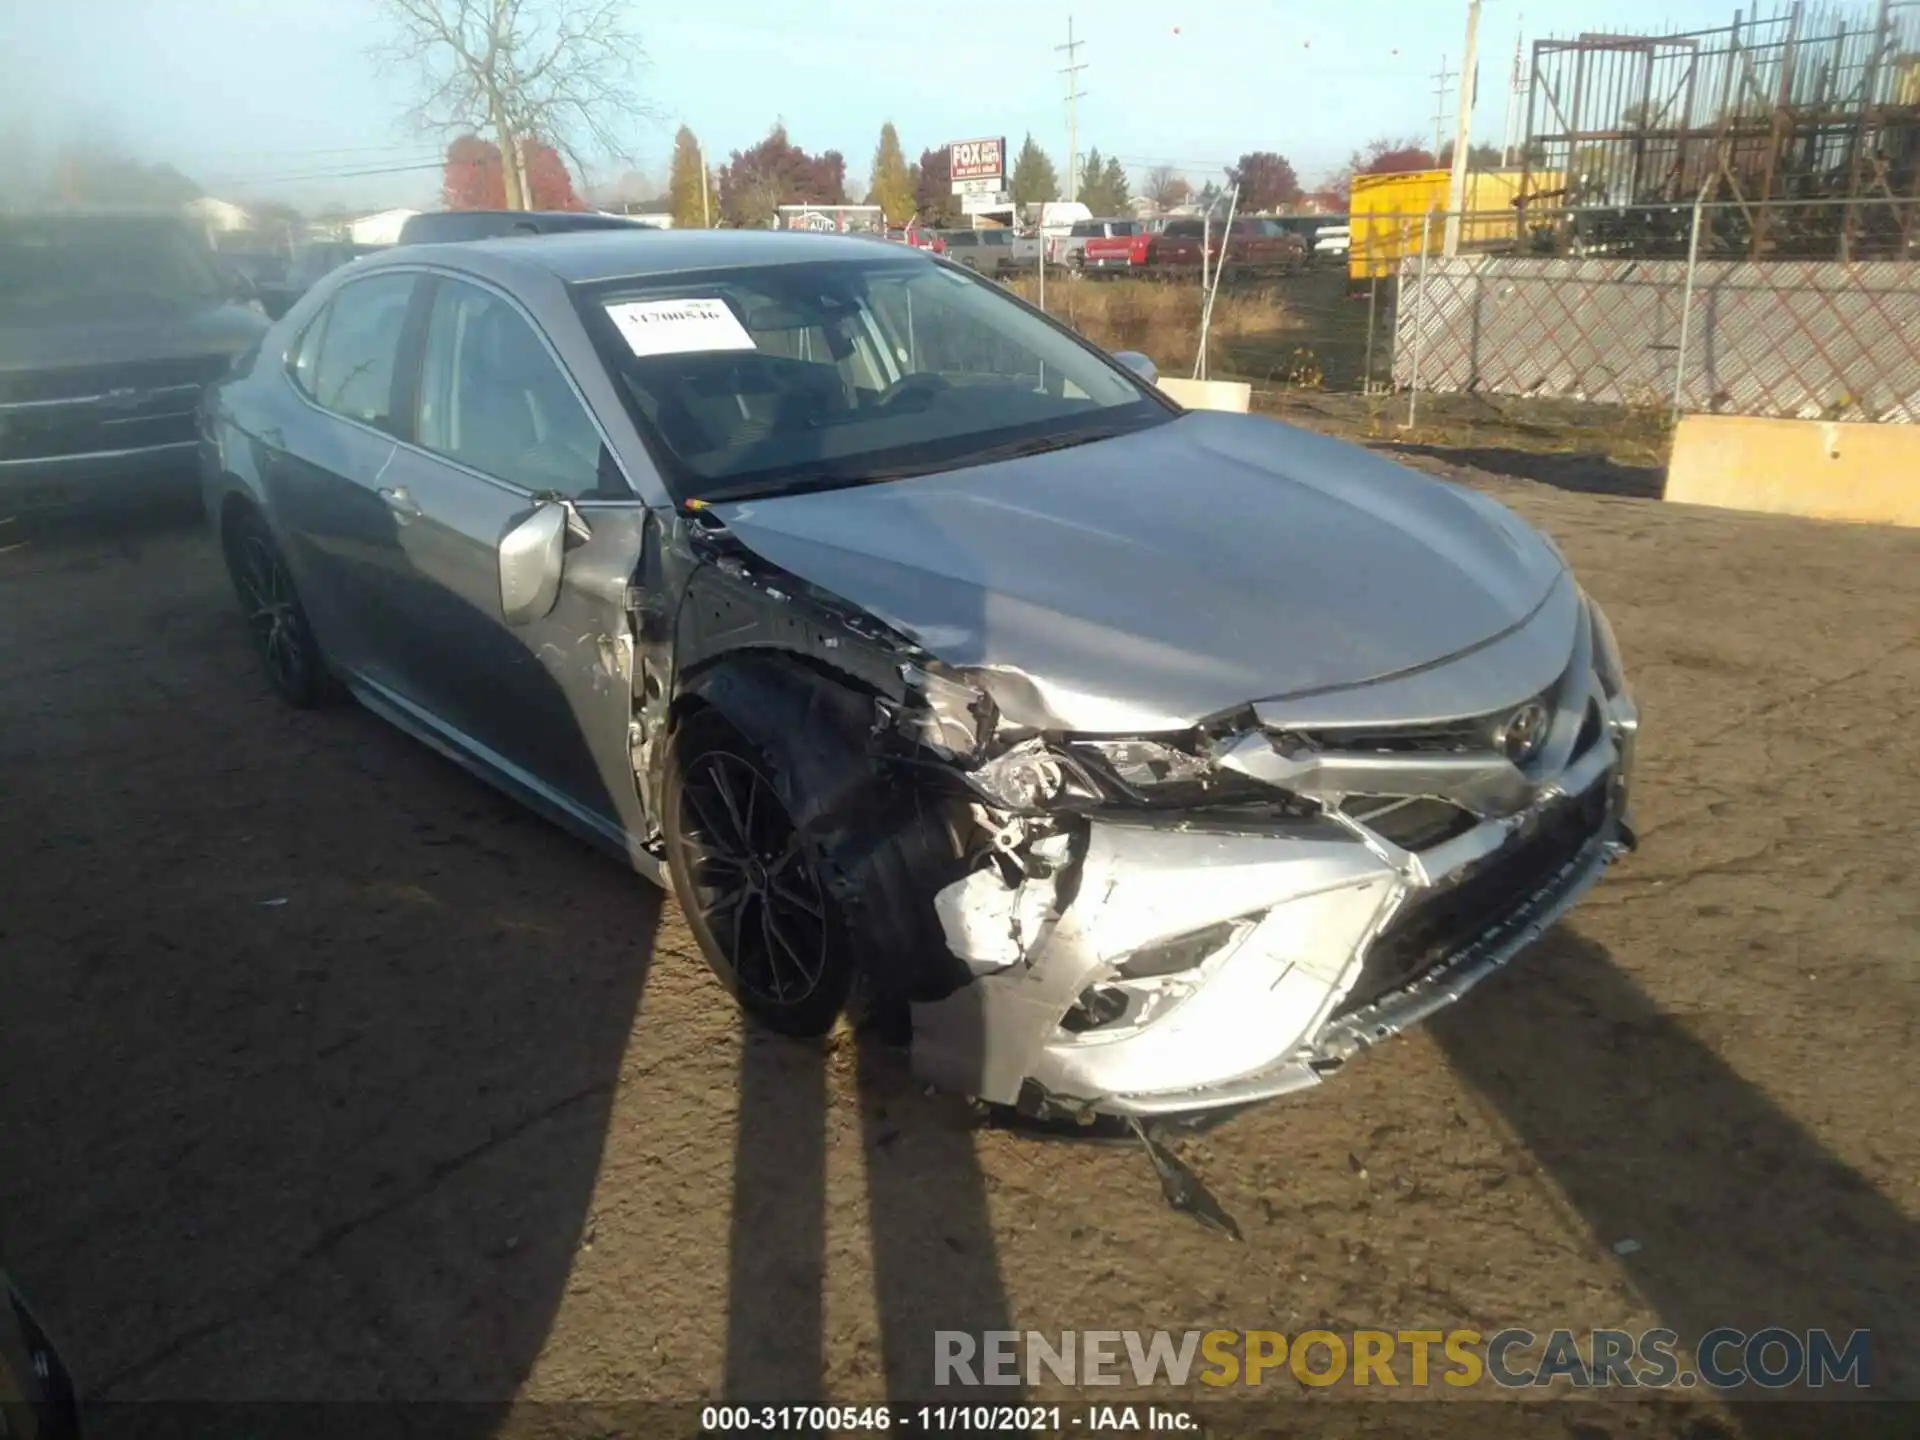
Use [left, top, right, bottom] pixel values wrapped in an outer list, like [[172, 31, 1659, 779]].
[[712, 411, 1568, 732]]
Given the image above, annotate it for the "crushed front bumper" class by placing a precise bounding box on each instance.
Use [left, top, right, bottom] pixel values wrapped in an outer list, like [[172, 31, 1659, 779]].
[[911, 694, 1637, 1120]]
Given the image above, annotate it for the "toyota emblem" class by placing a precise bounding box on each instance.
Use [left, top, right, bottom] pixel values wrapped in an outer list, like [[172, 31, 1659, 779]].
[[1494, 700, 1551, 765]]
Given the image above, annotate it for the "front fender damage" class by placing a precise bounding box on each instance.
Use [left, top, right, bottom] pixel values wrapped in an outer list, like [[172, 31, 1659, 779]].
[[910, 819, 1402, 1111]]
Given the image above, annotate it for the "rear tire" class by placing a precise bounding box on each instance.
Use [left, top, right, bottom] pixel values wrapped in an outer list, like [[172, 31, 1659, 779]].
[[222, 507, 335, 709]]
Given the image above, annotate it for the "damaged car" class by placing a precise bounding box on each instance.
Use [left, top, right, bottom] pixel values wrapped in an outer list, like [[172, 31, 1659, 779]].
[[200, 228, 1638, 1123]]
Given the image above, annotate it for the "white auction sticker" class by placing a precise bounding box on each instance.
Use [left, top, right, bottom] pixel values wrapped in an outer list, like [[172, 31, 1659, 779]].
[[604, 297, 756, 357]]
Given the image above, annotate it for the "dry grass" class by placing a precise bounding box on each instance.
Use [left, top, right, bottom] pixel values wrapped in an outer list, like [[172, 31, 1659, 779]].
[[1006, 276, 1295, 377]]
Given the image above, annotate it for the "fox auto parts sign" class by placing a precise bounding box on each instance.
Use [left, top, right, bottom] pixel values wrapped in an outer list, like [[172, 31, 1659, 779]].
[[948, 137, 1006, 184]]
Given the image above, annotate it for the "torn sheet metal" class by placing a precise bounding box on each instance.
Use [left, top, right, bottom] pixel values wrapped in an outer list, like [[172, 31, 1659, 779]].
[[914, 820, 1396, 1106], [915, 718, 1633, 1117], [934, 863, 1061, 975]]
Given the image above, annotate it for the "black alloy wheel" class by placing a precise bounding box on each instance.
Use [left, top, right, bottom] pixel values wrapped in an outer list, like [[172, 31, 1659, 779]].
[[225, 511, 331, 708], [665, 709, 851, 1035]]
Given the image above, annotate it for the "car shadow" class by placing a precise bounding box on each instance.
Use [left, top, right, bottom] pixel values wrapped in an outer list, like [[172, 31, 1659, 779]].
[[720, 1015, 1021, 1411], [1377, 442, 1666, 500], [1427, 928, 1919, 1427], [0, 498, 662, 1438]]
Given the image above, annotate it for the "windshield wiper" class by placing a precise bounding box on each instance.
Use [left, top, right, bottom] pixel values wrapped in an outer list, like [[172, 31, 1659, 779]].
[[693, 421, 1141, 507], [960, 423, 1136, 465]]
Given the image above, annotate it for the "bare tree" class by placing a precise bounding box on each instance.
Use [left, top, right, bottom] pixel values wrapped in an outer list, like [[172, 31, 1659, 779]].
[[374, 0, 651, 210], [1144, 164, 1191, 211]]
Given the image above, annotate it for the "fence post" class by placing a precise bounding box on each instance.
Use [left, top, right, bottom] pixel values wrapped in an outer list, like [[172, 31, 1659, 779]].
[[1671, 186, 1708, 423], [1037, 219, 1046, 313], [1363, 275, 1380, 392], [1405, 209, 1433, 429]]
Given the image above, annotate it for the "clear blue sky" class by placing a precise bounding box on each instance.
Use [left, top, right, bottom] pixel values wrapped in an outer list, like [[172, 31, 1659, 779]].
[[5, 0, 1758, 211]]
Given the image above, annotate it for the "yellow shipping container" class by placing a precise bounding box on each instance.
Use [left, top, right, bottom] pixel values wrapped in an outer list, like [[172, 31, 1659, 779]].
[[1347, 169, 1533, 281]]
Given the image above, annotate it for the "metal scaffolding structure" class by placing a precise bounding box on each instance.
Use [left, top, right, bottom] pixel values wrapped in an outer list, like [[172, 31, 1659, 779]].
[[1517, 0, 1920, 258]]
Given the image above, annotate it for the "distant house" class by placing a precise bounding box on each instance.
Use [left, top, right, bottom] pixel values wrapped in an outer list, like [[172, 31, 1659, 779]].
[[343, 208, 419, 246], [186, 196, 251, 238]]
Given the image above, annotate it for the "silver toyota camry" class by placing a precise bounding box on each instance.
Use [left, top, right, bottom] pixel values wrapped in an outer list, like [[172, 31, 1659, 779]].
[[200, 229, 1638, 1122]]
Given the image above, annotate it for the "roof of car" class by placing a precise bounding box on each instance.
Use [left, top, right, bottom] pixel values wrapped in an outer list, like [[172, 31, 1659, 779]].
[[374, 227, 931, 285], [396, 209, 644, 240]]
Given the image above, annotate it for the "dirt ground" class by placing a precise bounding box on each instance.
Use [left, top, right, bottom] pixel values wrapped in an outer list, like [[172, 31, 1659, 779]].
[[2, 447, 1917, 1439]]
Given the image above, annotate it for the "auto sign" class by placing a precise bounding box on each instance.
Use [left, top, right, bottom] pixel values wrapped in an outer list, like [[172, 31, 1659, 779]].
[[948, 137, 1006, 183]]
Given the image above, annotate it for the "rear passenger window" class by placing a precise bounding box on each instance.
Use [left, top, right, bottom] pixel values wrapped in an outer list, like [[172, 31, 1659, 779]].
[[310, 273, 416, 432]]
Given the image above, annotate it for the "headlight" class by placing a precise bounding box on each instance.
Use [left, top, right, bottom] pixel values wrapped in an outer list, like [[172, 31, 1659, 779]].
[[1071, 738, 1210, 788], [968, 740, 1071, 810], [1587, 597, 1627, 697]]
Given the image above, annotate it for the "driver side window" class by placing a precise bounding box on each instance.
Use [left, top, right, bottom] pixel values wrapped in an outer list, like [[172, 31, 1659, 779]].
[[414, 279, 620, 499]]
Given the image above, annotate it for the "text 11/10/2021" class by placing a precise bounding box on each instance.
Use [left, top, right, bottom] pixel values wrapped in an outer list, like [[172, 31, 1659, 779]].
[[700, 1404, 1198, 1433]]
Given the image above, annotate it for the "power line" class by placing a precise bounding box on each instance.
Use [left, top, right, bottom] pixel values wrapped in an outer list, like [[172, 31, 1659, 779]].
[[203, 159, 447, 188], [189, 142, 446, 163], [1055, 16, 1088, 201]]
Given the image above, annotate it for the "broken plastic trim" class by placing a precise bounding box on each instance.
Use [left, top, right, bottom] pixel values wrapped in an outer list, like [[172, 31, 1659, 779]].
[[895, 663, 996, 760]]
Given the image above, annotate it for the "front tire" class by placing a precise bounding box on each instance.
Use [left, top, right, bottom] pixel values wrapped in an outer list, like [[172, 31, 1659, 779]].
[[663, 707, 852, 1037], [222, 508, 334, 709]]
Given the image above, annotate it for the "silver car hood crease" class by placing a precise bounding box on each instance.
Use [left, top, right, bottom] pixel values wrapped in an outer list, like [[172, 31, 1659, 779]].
[[712, 413, 1566, 732]]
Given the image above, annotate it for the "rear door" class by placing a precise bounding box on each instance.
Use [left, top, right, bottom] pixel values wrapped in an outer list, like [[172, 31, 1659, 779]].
[[367, 273, 646, 834], [269, 270, 421, 681]]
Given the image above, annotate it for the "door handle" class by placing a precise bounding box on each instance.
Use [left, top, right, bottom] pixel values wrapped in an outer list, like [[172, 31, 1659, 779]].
[[378, 486, 422, 519]]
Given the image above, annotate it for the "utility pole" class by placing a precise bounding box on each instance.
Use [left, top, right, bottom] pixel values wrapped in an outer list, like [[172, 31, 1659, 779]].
[[1056, 17, 1088, 202], [696, 140, 712, 227], [1444, 0, 1483, 256], [1501, 18, 1525, 165], [1430, 55, 1457, 161]]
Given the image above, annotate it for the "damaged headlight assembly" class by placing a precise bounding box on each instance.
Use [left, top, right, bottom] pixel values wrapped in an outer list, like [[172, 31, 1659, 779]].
[[963, 736, 1250, 813]]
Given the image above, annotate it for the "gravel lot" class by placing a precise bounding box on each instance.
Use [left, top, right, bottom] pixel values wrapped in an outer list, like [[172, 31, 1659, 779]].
[[2, 457, 1916, 1437]]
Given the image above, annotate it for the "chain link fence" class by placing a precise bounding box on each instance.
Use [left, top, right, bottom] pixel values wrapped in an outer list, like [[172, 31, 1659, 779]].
[[1390, 198, 1920, 423]]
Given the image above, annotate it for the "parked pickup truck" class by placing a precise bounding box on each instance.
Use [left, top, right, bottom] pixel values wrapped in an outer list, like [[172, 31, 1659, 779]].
[[938, 227, 1026, 278], [1052, 216, 1145, 271], [1082, 216, 1306, 279]]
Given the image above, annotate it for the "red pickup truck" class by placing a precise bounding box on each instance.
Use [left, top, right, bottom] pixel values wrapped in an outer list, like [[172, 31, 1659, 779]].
[[1081, 216, 1306, 280]]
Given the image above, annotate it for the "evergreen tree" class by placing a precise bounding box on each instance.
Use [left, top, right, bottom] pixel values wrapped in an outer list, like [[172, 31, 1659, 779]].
[[1010, 133, 1060, 206], [668, 125, 710, 227], [868, 122, 915, 225]]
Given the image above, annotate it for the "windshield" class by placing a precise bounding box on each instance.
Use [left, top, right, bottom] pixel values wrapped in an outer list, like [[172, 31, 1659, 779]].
[[575, 255, 1170, 504], [0, 217, 227, 322]]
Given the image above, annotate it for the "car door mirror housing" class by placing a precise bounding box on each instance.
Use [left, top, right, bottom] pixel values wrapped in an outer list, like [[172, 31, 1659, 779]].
[[1113, 350, 1158, 384], [498, 500, 569, 625]]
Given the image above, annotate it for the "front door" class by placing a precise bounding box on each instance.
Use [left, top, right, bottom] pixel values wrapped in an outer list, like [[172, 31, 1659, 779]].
[[365, 275, 648, 839]]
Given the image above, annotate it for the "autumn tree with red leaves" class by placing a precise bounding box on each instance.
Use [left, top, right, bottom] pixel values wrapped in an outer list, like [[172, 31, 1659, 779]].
[[914, 146, 958, 227], [443, 134, 584, 211], [1225, 151, 1303, 211], [716, 124, 847, 226], [1351, 137, 1439, 176]]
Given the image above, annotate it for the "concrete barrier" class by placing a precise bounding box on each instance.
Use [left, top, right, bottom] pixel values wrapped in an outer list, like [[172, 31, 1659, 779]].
[[1157, 377, 1252, 413], [1665, 415, 1920, 528]]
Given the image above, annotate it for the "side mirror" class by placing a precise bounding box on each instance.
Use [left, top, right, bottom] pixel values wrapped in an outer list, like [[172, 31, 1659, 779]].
[[498, 500, 570, 625], [1113, 350, 1158, 384]]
